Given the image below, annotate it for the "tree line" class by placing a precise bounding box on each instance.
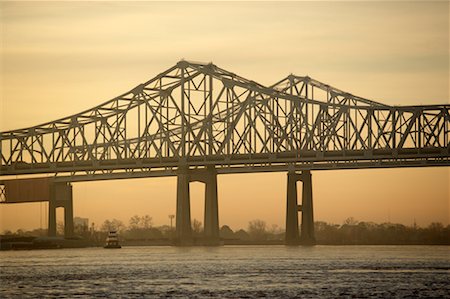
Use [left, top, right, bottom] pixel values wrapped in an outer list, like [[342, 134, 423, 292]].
[[2, 216, 449, 245]]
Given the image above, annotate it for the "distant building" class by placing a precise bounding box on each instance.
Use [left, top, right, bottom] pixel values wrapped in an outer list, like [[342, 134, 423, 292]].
[[74, 217, 89, 232]]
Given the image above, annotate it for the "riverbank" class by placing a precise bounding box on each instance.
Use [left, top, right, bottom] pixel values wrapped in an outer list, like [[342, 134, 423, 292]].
[[0, 236, 92, 250], [2, 235, 449, 251]]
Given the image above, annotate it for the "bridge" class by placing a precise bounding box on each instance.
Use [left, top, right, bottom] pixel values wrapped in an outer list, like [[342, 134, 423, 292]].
[[1, 61, 449, 245]]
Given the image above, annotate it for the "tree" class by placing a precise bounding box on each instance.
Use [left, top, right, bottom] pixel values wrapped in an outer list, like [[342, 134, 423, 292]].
[[141, 215, 153, 229], [428, 222, 444, 231], [315, 221, 340, 244], [57, 221, 64, 236], [220, 225, 234, 239], [112, 219, 125, 232], [129, 215, 141, 230], [101, 220, 112, 232], [269, 224, 282, 234], [158, 225, 174, 238], [192, 219, 203, 235], [343, 217, 358, 226], [267, 224, 283, 240], [248, 219, 267, 240], [101, 219, 125, 232], [235, 229, 250, 241]]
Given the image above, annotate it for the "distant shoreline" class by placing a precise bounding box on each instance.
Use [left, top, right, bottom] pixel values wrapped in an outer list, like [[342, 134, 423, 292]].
[[1, 235, 449, 251]]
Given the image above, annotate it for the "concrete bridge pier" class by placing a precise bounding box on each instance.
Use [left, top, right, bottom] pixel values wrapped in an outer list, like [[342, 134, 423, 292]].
[[202, 166, 220, 245], [176, 167, 193, 245], [176, 165, 220, 246], [285, 171, 300, 245], [285, 170, 315, 245], [300, 170, 315, 245], [48, 183, 74, 238]]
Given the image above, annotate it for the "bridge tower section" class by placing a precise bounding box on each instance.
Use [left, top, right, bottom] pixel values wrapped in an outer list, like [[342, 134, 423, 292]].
[[285, 170, 315, 245], [1, 178, 74, 238], [176, 165, 220, 246], [48, 183, 74, 238]]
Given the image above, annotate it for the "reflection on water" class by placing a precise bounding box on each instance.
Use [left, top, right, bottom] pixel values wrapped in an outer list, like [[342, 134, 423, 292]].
[[1, 246, 449, 298]]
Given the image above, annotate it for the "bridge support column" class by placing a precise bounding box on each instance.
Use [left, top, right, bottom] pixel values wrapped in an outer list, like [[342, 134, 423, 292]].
[[203, 166, 220, 245], [285, 171, 300, 245], [175, 165, 220, 246], [48, 183, 74, 238], [176, 167, 193, 245], [300, 170, 315, 245], [63, 185, 74, 238], [285, 170, 315, 245], [48, 195, 57, 237]]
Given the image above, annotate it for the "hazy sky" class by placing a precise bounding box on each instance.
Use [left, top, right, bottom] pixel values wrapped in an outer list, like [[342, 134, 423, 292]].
[[0, 1, 449, 232]]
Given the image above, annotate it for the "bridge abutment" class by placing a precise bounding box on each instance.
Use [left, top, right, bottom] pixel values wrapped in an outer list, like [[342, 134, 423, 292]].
[[285, 170, 315, 245], [176, 166, 220, 246], [48, 183, 74, 238]]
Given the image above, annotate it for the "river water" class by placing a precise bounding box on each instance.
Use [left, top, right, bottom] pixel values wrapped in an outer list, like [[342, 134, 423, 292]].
[[1, 245, 449, 298]]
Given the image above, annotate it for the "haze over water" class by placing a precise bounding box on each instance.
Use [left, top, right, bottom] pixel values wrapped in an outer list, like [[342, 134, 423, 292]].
[[1, 246, 449, 298]]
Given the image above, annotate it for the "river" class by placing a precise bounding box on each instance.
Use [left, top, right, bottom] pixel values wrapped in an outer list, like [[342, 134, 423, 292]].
[[1, 245, 449, 298]]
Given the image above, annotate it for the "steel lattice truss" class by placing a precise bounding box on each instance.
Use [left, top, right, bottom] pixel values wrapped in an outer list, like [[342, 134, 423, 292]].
[[0, 61, 449, 182]]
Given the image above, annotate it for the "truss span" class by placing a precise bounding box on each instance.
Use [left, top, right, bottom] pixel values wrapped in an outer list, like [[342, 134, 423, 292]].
[[1, 61, 449, 181]]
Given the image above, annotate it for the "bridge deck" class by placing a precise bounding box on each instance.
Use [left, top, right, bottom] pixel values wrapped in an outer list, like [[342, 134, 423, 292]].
[[1, 147, 448, 183]]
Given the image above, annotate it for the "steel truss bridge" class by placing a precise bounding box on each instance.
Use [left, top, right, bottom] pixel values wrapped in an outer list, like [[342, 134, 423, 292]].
[[1, 61, 449, 245]]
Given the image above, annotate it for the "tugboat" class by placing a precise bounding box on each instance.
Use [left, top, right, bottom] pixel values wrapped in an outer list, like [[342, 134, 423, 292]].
[[104, 231, 121, 249]]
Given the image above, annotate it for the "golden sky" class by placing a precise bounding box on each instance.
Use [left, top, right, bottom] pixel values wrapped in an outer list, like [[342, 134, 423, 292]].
[[0, 1, 449, 232]]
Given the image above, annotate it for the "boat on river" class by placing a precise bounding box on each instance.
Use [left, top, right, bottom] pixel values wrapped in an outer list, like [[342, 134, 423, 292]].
[[104, 231, 121, 249]]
